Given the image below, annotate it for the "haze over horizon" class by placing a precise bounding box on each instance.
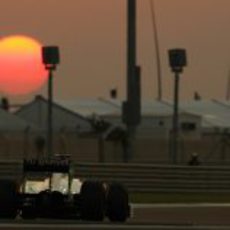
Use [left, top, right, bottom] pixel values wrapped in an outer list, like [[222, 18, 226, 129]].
[[0, 0, 230, 104]]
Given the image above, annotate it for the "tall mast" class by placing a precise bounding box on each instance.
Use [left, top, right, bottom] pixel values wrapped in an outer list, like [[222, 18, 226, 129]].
[[226, 71, 230, 100], [150, 0, 162, 101]]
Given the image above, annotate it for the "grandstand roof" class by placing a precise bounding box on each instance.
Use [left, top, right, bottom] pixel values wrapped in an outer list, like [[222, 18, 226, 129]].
[[57, 98, 230, 129], [56, 98, 121, 117], [0, 108, 37, 132], [15, 96, 93, 132], [178, 100, 230, 128], [17, 96, 230, 130]]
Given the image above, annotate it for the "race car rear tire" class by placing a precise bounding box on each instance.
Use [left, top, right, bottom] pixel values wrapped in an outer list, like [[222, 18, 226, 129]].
[[80, 180, 106, 221], [106, 182, 130, 222], [0, 179, 18, 219], [20, 198, 37, 219], [49, 191, 65, 218], [36, 190, 65, 218], [36, 190, 51, 217]]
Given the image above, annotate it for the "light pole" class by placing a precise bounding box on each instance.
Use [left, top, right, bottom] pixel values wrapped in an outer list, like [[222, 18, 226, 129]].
[[168, 49, 187, 164], [42, 46, 60, 160]]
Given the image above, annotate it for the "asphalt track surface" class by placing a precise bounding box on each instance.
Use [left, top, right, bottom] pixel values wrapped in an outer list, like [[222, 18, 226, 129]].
[[1, 203, 230, 229], [132, 203, 230, 225]]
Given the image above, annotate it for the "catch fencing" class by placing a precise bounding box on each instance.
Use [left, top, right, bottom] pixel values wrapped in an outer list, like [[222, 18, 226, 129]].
[[1, 161, 230, 193]]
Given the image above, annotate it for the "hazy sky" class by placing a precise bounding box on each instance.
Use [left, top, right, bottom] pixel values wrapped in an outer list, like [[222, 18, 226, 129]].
[[1, 0, 230, 103]]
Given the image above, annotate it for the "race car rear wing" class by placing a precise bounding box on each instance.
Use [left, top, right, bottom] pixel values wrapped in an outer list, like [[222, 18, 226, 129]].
[[23, 159, 70, 173]]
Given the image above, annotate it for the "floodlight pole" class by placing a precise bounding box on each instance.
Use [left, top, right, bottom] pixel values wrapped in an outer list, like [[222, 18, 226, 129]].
[[47, 67, 54, 160], [172, 72, 180, 164], [168, 48, 187, 164], [42, 46, 60, 161]]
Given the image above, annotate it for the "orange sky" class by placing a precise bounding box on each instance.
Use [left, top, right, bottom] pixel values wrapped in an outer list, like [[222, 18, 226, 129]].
[[1, 0, 230, 103]]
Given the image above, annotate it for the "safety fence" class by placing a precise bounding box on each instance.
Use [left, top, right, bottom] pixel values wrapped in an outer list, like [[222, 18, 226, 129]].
[[0, 161, 22, 180], [1, 161, 230, 193], [74, 162, 230, 193]]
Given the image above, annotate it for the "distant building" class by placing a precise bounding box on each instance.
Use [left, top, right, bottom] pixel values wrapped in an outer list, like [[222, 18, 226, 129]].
[[55, 98, 230, 164], [0, 106, 39, 160], [15, 95, 92, 133], [12, 96, 230, 164], [15, 95, 97, 161]]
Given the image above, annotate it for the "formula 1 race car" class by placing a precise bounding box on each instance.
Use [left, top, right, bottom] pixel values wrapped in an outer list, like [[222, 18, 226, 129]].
[[0, 157, 130, 222]]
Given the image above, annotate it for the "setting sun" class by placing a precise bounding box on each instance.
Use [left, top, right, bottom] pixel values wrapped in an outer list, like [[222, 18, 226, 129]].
[[0, 35, 47, 95]]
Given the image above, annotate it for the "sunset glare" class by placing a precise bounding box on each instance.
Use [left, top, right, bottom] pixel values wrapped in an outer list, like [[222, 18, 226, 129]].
[[0, 35, 47, 95]]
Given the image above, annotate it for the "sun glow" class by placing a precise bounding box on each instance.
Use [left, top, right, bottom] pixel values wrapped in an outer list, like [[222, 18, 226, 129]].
[[0, 35, 48, 95]]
